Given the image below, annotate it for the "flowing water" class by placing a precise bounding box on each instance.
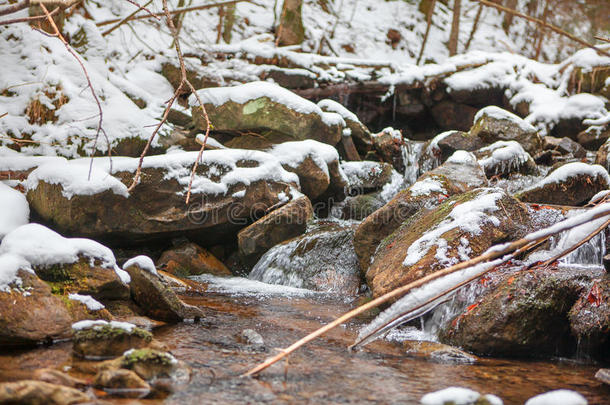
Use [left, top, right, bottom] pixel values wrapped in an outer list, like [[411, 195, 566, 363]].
[[0, 275, 608, 404]]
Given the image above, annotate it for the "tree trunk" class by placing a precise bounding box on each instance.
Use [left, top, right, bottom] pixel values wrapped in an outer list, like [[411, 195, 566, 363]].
[[502, 0, 518, 32], [277, 0, 305, 46], [448, 0, 461, 56]]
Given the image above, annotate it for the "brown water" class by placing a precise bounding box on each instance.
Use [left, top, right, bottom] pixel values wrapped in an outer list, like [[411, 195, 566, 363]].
[[1, 287, 608, 404]]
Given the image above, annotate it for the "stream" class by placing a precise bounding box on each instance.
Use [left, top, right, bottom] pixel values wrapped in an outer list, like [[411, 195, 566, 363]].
[[0, 274, 608, 404]]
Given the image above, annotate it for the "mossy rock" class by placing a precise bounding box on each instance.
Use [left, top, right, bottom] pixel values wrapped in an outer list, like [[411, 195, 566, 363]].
[[73, 323, 152, 360]]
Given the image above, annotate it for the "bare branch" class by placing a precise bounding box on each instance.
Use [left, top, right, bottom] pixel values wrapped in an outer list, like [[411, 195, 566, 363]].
[[96, 0, 252, 27], [475, 0, 610, 58], [0, 0, 30, 17], [101, 0, 154, 37], [0, 5, 59, 25]]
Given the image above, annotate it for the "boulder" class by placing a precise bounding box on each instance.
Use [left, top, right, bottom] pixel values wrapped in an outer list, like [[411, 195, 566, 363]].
[[0, 268, 73, 346], [516, 162, 610, 206], [191, 82, 343, 148], [432, 130, 486, 164], [32, 369, 87, 389], [580, 124, 610, 151], [268, 140, 347, 202], [440, 267, 596, 357], [72, 320, 152, 360], [568, 274, 610, 361], [26, 150, 300, 246], [318, 99, 373, 156], [354, 152, 488, 274], [543, 136, 586, 158], [238, 195, 313, 263], [430, 100, 478, 132], [93, 369, 151, 398], [249, 221, 361, 295], [341, 161, 395, 195], [470, 106, 542, 155], [371, 128, 407, 173], [119, 348, 191, 383], [0, 380, 91, 405], [366, 188, 527, 298], [123, 262, 204, 322], [475, 141, 538, 178], [402, 340, 477, 364], [157, 242, 231, 278]]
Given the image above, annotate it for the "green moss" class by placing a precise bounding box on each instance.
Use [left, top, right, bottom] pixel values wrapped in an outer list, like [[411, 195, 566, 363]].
[[74, 325, 152, 343], [121, 349, 175, 368]]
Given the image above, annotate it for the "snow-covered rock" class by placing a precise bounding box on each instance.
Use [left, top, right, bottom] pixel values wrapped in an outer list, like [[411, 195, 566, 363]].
[[475, 140, 537, 178], [421, 386, 503, 405], [525, 389, 587, 405], [0, 183, 29, 239]]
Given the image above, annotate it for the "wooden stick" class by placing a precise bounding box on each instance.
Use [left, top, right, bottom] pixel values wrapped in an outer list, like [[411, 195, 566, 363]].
[[474, 0, 610, 58], [242, 205, 610, 377], [95, 0, 251, 27], [416, 0, 436, 65], [101, 0, 153, 37]]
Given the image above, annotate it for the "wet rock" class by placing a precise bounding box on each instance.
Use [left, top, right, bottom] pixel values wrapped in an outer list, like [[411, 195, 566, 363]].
[[318, 99, 373, 156], [120, 348, 191, 384], [93, 369, 151, 398], [269, 140, 347, 202], [433, 130, 486, 163], [238, 195, 313, 263], [123, 262, 204, 322], [595, 368, 610, 386], [568, 274, 610, 361], [371, 128, 407, 173], [579, 123, 609, 151], [157, 242, 231, 278], [0, 380, 91, 405], [32, 368, 87, 389], [516, 162, 610, 206], [26, 150, 299, 246], [420, 386, 503, 405], [524, 389, 587, 405], [0, 268, 72, 346], [342, 161, 395, 194], [470, 106, 542, 155], [239, 329, 265, 347], [402, 340, 477, 364], [339, 193, 386, 221], [543, 136, 586, 158], [354, 152, 488, 274], [440, 268, 595, 357], [475, 141, 538, 178], [72, 320, 152, 360], [191, 82, 342, 148], [249, 221, 361, 295], [430, 100, 478, 132], [367, 188, 527, 298]]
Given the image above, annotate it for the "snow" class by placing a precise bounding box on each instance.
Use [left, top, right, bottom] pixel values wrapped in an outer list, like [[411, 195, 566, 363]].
[[26, 161, 129, 199], [524, 390, 587, 405], [526, 162, 610, 189], [0, 183, 29, 239], [123, 255, 158, 276], [410, 176, 447, 198], [0, 253, 32, 293], [420, 387, 503, 405], [446, 151, 477, 166], [317, 99, 360, 123], [68, 294, 105, 311], [0, 223, 116, 269], [588, 190, 610, 205], [269, 140, 341, 178], [190, 81, 345, 127], [72, 320, 137, 333], [477, 141, 531, 175], [195, 134, 226, 149], [473, 106, 536, 133], [0, 156, 67, 172], [403, 189, 503, 267]]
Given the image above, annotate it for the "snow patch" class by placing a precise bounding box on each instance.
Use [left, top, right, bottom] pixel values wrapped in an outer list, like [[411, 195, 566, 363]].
[[525, 390, 587, 405], [0, 183, 29, 239], [68, 293, 105, 311], [123, 255, 158, 276], [72, 320, 137, 333]]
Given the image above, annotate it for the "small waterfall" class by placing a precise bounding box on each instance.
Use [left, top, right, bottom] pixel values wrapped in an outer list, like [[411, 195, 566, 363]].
[[402, 140, 424, 186], [548, 212, 607, 268]]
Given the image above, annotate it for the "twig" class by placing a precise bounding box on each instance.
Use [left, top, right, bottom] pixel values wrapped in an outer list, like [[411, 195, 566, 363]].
[[127, 0, 211, 204], [101, 0, 154, 37], [37, 4, 110, 179], [416, 0, 436, 65], [0, 112, 7, 119], [96, 0, 251, 27], [475, 0, 610, 58], [0, 6, 60, 25], [595, 36, 610, 44], [242, 204, 610, 376], [124, 0, 159, 20]]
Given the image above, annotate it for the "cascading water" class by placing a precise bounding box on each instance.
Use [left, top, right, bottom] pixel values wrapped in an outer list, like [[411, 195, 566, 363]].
[[402, 139, 425, 186]]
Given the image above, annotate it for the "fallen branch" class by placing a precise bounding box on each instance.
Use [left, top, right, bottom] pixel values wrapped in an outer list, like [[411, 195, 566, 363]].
[[242, 202, 610, 377], [475, 0, 610, 58], [96, 0, 252, 27]]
